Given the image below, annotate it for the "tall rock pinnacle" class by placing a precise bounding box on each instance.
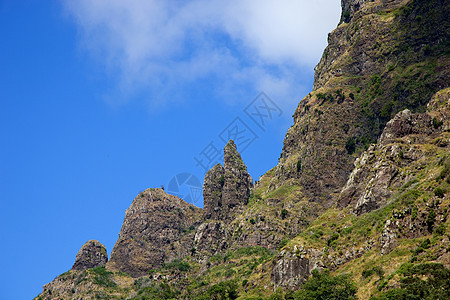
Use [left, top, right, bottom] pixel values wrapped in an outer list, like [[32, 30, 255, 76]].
[[203, 140, 253, 221]]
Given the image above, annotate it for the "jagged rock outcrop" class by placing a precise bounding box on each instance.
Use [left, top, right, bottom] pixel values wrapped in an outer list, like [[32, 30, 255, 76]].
[[196, 140, 253, 257], [203, 140, 252, 221], [379, 197, 448, 255], [338, 88, 449, 214], [107, 188, 202, 277], [72, 240, 108, 271]]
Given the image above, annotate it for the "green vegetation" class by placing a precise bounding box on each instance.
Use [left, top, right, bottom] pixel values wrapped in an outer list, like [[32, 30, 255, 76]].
[[194, 280, 238, 300], [327, 232, 340, 247], [433, 223, 446, 236], [289, 269, 357, 300], [89, 267, 117, 288], [368, 74, 382, 98], [296, 159, 301, 172], [278, 238, 289, 250], [163, 259, 191, 272], [434, 187, 446, 198], [265, 185, 299, 199], [362, 266, 384, 280], [426, 209, 436, 232], [343, 11, 351, 23], [413, 239, 431, 256], [370, 263, 450, 300], [131, 282, 180, 300], [345, 137, 356, 154], [437, 158, 450, 181], [432, 117, 443, 128]]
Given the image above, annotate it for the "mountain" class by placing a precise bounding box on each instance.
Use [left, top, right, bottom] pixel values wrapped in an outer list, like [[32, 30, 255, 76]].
[[36, 0, 449, 299]]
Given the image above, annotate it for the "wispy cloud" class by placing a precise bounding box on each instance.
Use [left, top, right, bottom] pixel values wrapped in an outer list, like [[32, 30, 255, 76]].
[[64, 0, 340, 109]]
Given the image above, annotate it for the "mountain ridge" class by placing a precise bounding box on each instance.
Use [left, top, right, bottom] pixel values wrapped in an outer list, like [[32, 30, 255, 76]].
[[36, 0, 449, 299]]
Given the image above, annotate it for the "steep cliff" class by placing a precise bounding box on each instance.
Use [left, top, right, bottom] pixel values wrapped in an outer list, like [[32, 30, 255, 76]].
[[268, 88, 449, 295], [272, 0, 449, 204]]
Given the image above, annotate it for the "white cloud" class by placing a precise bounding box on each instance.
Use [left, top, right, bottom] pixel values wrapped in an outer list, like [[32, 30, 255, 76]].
[[64, 0, 340, 108]]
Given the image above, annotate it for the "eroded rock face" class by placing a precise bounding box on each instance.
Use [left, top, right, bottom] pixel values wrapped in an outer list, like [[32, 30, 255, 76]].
[[194, 221, 227, 259], [108, 188, 202, 277], [271, 246, 324, 289], [272, 0, 448, 206], [338, 89, 449, 214], [203, 140, 252, 222], [72, 240, 108, 271]]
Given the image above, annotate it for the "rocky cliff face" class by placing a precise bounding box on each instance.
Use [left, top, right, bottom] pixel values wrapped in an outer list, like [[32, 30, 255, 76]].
[[270, 88, 449, 291], [72, 240, 108, 271], [272, 0, 449, 204], [339, 88, 449, 214], [108, 188, 202, 277], [271, 245, 325, 289]]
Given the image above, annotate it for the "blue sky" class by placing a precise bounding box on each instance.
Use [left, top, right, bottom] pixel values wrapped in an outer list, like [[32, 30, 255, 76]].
[[0, 1, 340, 298]]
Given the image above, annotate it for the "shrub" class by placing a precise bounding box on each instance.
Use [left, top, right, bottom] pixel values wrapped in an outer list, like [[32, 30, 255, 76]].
[[343, 11, 351, 23], [163, 259, 191, 272], [368, 74, 382, 96], [414, 238, 431, 256], [370, 263, 450, 300], [278, 238, 289, 250], [381, 102, 393, 118], [281, 209, 288, 219], [132, 282, 180, 300], [432, 117, 443, 129], [317, 93, 326, 100], [224, 268, 236, 278], [437, 159, 450, 180], [293, 269, 357, 300], [195, 280, 238, 300], [434, 187, 446, 198], [434, 223, 446, 236], [345, 137, 356, 154], [362, 266, 384, 279], [327, 233, 339, 247], [411, 206, 418, 220]]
